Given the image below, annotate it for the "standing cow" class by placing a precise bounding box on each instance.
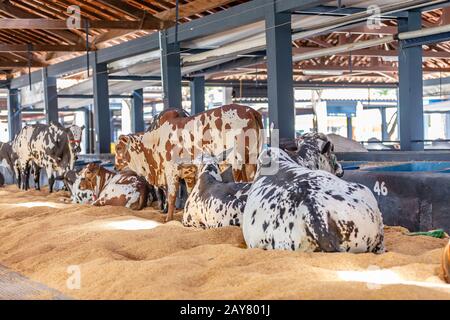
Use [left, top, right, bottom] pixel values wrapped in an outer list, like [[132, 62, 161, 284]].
[[242, 144, 384, 253], [0, 142, 17, 178], [116, 104, 264, 222], [13, 123, 77, 192]]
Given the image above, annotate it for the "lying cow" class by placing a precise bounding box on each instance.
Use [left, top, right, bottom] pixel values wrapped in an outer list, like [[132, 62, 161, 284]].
[[242, 145, 384, 253], [443, 240, 450, 284], [183, 153, 251, 229], [12, 123, 76, 192], [118, 104, 263, 222], [75, 163, 148, 210]]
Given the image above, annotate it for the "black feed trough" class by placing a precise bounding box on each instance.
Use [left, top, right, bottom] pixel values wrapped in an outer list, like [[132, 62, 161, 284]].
[[342, 161, 450, 233]]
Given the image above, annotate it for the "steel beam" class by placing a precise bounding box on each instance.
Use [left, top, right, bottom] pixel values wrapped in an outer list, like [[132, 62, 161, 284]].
[[159, 30, 182, 109], [189, 76, 205, 114], [381, 107, 389, 141], [7, 88, 21, 141], [131, 89, 145, 132], [265, 1, 295, 140], [42, 67, 59, 125], [402, 31, 450, 48], [398, 11, 424, 151], [92, 55, 111, 154]]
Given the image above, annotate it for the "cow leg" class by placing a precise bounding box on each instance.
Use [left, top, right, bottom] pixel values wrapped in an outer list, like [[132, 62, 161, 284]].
[[23, 164, 30, 190], [34, 165, 41, 190], [157, 188, 168, 213], [15, 166, 21, 189], [47, 168, 55, 193], [166, 179, 180, 222]]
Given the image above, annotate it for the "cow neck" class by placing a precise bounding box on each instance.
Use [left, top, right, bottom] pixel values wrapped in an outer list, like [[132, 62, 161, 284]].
[[128, 139, 149, 178]]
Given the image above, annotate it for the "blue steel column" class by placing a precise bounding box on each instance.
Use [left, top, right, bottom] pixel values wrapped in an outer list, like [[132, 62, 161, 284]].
[[346, 116, 353, 139], [132, 89, 145, 132], [265, 0, 295, 140], [398, 10, 424, 151], [159, 30, 182, 109], [92, 54, 111, 154], [7, 88, 21, 141], [190, 76, 205, 114], [42, 67, 59, 125], [380, 107, 388, 141]]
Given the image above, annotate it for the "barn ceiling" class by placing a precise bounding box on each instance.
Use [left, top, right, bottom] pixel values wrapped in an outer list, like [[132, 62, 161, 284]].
[[0, 0, 448, 85]]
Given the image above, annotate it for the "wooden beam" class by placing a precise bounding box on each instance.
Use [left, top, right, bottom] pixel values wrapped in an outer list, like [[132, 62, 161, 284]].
[[0, 18, 165, 30], [0, 61, 44, 68], [155, 0, 236, 21], [0, 43, 86, 52], [0, 1, 81, 44]]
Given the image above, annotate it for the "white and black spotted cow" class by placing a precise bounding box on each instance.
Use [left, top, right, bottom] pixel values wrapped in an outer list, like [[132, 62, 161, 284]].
[[12, 123, 76, 192], [0, 142, 17, 180], [183, 153, 251, 228], [242, 146, 384, 253]]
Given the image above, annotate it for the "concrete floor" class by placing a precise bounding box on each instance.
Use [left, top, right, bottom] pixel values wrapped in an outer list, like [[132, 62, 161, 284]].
[[0, 265, 71, 300]]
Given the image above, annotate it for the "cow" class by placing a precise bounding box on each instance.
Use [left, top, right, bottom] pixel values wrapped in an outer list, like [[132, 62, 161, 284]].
[[30, 124, 84, 190], [0, 142, 17, 178], [114, 132, 168, 211], [242, 145, 384, 253], [12, 123, 76, 192], [75, 163, 148, 210], [183, 152, 252, 229], [443, 240, 450, 284], [141, 104, 263, 221]]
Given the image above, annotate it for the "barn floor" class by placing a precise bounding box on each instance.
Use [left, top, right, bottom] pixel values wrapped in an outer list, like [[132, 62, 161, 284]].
[[0, 185, 449, 300]]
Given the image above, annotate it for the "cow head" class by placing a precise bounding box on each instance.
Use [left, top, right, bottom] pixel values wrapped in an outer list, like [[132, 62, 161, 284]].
[[291, 133, 344, 177], [78, 163, 100, 191], [115, 135, 132, 171], [48, 122, 76, 176], [66, 124, 85, 154], [71, 173, 94, 204]]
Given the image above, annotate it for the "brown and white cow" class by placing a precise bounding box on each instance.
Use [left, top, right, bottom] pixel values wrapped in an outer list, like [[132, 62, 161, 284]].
[[116, 104, 264, 221], [76, 163, 148, 210]]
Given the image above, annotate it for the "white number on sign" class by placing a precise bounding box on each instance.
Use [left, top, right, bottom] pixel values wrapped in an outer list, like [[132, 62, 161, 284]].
[[373, 181, 388, 196]]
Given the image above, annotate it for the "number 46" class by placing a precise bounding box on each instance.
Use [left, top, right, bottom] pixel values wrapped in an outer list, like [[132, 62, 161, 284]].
[[373, 181, 388, 196]]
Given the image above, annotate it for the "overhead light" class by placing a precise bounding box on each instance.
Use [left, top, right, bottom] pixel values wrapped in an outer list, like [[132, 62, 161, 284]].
[[383, 56, 398, 62], [302, 70, 344, 76]]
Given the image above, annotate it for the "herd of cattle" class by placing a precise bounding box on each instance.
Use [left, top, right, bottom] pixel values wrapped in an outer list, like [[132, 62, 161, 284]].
[[0, 103, 449, 278]]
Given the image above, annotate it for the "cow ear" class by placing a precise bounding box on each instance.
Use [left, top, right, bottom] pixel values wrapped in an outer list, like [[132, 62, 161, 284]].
[[118, 135, 130, 146], [80, 125, 85, 131], [321, 141, 331, 155]]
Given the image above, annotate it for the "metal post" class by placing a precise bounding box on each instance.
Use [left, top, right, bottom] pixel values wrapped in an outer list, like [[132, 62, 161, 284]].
[[346, 116, 353, 139], [265, 0, 295, 140], [190, 77, 205, 114], [42, 67, 58, 125], [83, 107, 91, 154], [131, 89, 145, 132], [7, 88, 21, 141], [92, 54, 111, 154], [159, 30, 182, 109], [380, 107, 388, 141], [398, 10, 424, 151]]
